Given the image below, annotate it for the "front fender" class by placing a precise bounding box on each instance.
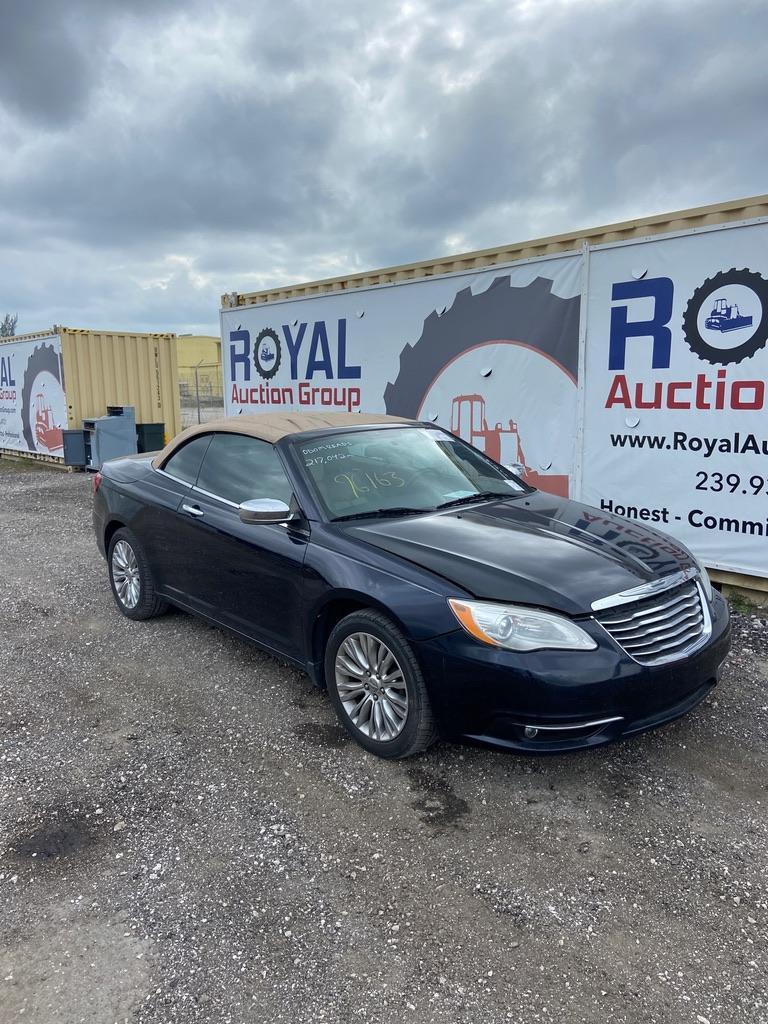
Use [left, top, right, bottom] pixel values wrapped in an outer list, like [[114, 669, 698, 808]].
[[301, 542, 461, 685]]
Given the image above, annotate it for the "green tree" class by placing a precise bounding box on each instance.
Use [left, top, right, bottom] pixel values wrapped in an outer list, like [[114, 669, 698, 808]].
[[1, 313, 18, 337]]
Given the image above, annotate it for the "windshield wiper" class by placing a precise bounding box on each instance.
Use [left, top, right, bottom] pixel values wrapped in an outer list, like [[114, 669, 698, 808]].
[[333, 506, 433, 522], [435, 491, 509, 510]]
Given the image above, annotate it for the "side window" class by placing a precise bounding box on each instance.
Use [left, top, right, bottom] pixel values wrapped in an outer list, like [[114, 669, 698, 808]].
[[196, 433, 293, 506], [162, 434, 213, 484]]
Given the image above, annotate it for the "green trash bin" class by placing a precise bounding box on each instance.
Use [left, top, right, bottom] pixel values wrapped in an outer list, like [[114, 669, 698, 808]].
[[136, 422, 165, 454]]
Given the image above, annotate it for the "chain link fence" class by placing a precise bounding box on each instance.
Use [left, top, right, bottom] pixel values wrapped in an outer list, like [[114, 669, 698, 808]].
[[178, 362, 225, 427]]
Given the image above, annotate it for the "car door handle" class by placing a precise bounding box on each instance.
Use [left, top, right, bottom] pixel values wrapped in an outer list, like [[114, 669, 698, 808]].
[[182, 503, 204, 517]]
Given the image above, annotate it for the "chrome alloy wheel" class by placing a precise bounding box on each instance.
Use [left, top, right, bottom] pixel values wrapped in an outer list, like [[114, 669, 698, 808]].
[[334, 632, 409, 741], [111, 539, 141, 609]]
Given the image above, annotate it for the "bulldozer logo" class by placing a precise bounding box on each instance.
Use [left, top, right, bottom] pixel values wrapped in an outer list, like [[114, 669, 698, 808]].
[[384, 275, 580, 497], [253, 327, 282, 380], [682, 268, 768, 366]]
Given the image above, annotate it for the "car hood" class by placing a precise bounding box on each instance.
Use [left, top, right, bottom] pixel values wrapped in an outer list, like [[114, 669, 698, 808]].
[[344, 491, 696, 615]]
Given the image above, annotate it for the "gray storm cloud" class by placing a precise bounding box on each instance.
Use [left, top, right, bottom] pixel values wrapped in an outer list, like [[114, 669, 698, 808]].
[[0, 0, 766, 333]]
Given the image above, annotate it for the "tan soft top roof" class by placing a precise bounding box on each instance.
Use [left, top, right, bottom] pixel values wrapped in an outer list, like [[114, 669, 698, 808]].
[[152, 411, 417, 467]]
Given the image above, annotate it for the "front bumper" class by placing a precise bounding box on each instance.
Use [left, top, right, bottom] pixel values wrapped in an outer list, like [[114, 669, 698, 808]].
[[415, 591, 731, 753]]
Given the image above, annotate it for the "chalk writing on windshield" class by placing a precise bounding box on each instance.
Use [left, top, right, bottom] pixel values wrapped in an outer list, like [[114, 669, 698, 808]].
[[334, 470, 405, 500], [301, 440, 352, 457], [304, 452, 351, 466]]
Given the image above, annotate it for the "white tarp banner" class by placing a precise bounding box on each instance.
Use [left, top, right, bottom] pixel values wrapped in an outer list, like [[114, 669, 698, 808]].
[[0, 334, 66, 458], [580, 221, 768, 577], [222, 217, 768, 578], [223, 256, 583, 499]]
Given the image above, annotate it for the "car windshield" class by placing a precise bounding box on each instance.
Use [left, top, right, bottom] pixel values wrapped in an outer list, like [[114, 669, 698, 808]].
[[294, 426, 527, 520]]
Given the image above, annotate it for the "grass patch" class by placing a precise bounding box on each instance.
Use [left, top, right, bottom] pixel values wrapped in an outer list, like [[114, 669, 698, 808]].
[[728, 589, 757, 615], [0, 455, 59, 473]]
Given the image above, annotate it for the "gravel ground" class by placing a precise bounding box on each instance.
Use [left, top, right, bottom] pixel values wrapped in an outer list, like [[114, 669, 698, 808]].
[[0, 459, 766, 1024]]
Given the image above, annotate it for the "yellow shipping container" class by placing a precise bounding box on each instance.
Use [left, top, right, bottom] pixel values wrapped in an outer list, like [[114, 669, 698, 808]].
[[176, 334, 221, 371], [175, 335, 223, 428], [0, 326, 181, 462]]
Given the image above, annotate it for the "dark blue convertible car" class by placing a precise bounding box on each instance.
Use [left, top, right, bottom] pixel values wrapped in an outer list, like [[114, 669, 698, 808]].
[[93, 412, 730, 758]]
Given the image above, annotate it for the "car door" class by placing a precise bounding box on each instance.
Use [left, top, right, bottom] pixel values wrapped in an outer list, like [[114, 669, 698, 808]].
[[176, 432, 308, 660], [135, 433, 214, 590]]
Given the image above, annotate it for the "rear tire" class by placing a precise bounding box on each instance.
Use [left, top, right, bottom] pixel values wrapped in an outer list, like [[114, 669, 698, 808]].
[[325, 609, 437, 759], [107, 527, 168, 621]]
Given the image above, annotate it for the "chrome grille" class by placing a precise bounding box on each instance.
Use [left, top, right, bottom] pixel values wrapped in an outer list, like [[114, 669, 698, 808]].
[[595, 581, 709, 666]]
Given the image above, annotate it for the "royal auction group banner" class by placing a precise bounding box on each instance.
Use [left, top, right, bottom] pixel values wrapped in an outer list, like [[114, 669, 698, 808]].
[[580, 220, 768, 578], [223, 256, 583, 498], [221, 218, 768, 578], [0, 334, 66, 458]]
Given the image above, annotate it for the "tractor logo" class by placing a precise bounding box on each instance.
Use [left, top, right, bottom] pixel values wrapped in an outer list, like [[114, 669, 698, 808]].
[[451, 394, 569, 497], [253, 327, 281, 380], [35, 393, 64, 452], [683, 268, 768, 365], [20, 343, 66, 454]]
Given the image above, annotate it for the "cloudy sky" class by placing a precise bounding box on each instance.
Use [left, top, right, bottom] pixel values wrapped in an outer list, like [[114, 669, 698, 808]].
[[1, 0, 766, 336]]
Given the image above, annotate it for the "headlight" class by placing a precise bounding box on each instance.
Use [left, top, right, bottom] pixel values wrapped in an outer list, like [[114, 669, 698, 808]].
[[448, 598, 597, 652], [693, 556, 714, 602]]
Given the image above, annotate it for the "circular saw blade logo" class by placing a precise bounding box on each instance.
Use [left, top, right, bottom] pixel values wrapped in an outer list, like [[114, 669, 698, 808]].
[[682, 268, 768, 366], [21, 343, 66, 454], [384, 276, 579, 497]]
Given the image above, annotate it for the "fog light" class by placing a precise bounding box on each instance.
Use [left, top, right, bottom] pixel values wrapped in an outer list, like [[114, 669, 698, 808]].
[[524, 726, 539, 739]]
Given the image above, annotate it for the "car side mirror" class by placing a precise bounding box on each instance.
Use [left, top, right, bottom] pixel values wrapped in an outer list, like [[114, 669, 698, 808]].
[[239, 498, 293, 524]]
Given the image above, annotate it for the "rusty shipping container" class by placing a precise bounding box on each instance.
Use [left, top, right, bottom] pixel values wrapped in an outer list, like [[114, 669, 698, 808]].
[[0, 326, 181, 463]]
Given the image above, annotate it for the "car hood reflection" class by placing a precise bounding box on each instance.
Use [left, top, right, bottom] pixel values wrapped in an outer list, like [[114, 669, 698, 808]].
[[343, 491, 695, 615]]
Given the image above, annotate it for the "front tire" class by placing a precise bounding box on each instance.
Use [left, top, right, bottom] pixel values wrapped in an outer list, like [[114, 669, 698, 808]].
[[107, 528, 168, 621], [325, 610, 437, 759]]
